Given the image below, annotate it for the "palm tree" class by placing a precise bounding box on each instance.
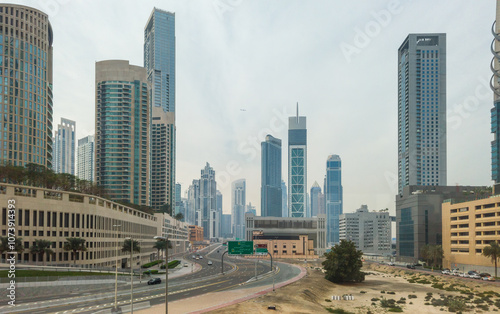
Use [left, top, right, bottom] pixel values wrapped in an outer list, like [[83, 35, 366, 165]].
[[430, 245, 444, 268], [30, 239, 54, 265], [64, 238, 87, 265], [483, 242, 500, 278], [420, 244, 430, 265], [0, 236, 24, 256], [153, 239, 172, 260], [122, 239, 140, 254], [174, 213, 184, 221]]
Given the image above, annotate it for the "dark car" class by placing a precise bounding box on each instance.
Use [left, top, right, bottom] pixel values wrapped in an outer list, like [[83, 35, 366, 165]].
[[148, 278, 161, 285], [414, 263, 422, 267], [479, 273, 491, 278], [407, 264, 416, 269]]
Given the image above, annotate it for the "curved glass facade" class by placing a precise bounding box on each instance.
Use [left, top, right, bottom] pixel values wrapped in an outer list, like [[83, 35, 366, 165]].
[[0, 4, 53, 168]]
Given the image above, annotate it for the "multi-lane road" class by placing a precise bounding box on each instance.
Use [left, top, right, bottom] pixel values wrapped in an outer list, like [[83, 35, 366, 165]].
[[7, 244, 301, 313]]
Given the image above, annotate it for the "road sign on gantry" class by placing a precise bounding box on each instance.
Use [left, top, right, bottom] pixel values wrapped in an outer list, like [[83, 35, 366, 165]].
[[228, 241, 254, 255]]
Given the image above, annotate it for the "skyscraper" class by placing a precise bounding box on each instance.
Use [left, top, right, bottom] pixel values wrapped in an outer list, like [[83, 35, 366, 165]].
[[232, 179, 246, 240], [491, 1, 500, 188], [175, 183, 182, 215], [288, 104, 307, 217], [199, 163, 216, 239], [398, 34, 447, 194], [77, 135, 94, 182], [261, 135, 282, 217], [325, 155, 343, 245], [310, 181, 321, 217], [144, 8, 176, 211], [216, 190, 223, 237], [53, 118, 76, 175], [281, 180, 288, 217], [187, 179, 200, 226], [95, 60, 150, 205], [0, 4, 53, 168]]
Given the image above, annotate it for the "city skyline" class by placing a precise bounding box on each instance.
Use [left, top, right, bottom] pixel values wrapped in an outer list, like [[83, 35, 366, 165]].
[[9, 0, 494, 216]]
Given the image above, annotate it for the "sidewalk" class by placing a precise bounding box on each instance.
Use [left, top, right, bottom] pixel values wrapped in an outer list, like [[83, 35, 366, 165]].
[[138, 264, 307, 314]]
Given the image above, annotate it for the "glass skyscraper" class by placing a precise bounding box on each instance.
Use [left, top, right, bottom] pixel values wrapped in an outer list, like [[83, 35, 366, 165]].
[[261, 135, 282, 217], [200, 163, 216, 239], [398, 34, 447, 194], [325, 155, 342, 245], [491, 5, 500, 185], [144, 8, 176, 211], [288, 104, 307, 217], [77, 135, 94, 182], [95, 60, 150, 206], [0, 4, 53, 168], [53, 118, 75, 175], [232, 179, 246, 240], [310, 181, 321, 217]]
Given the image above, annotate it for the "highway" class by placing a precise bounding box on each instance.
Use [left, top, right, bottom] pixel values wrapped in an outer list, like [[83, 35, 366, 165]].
[[6, 244, 301, 313]]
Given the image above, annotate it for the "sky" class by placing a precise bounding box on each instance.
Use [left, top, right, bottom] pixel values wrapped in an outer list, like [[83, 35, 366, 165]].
[[9, 0, 496, 216]]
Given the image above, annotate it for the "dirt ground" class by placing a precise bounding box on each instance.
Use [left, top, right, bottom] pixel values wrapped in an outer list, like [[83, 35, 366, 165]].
[[210, 261, 500, 313]]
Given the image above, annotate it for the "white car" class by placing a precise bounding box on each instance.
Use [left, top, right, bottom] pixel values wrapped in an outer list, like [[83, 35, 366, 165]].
[[388, 262, 395, 266], [207, 260, 213, 265], [441, 270, 450, 275], [470, 274, 481, 279]]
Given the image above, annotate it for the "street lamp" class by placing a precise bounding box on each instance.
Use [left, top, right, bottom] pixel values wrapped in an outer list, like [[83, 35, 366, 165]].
[[154, 235, 168, 314], [113, 224, 121, 311], [125, 237, 134, 314]]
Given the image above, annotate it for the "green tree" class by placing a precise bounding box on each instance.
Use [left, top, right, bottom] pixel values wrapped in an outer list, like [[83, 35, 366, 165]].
[[153, 239, 172, 259], [122, 239, 141, 254], [30, 239, 54, 265], [420, 244, 431, 265], [159, 203, 172, 215], [0, 236, 24, 255], [174, 213, 184, 221], [430, 245, 444, 268], [64, 237, 87, 265], [482, 241, 500, 278], [322, 240, 365, 283]]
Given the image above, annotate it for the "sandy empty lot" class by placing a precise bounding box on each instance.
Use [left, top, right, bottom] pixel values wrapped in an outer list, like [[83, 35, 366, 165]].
[[211, 261, 500, 313]]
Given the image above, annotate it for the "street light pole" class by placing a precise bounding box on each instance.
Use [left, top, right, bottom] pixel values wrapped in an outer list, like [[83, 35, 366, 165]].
[[154, 236, 168, 314], [113, 224, 121, 311], [131, 239, 134, 314]]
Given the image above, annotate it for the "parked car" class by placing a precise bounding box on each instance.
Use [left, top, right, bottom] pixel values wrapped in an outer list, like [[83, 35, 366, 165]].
[[192, 255, 195, 259], [208, 260, 213, 266], [482, 276, 496, 281], [184, 263, 189, 267], [148, 278, 161, 285], [407, 264, 416, 269], [470, 273, 481, 279], [468, 270, 479, 276], [441, 269, 450, 275], [479, 273, 491, 278], [388, 262, 395, 266], [414, 263, 422, 267], [199, 256, 203, 259]]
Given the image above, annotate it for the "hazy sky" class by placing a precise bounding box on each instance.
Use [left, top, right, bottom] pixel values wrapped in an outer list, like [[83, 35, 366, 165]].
[[10, 0, 495, 216]]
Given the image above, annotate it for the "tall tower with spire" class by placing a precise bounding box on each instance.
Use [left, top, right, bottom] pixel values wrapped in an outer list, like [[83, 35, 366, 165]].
[[491, 0, 500, 190], [288, 103, 308, 217]]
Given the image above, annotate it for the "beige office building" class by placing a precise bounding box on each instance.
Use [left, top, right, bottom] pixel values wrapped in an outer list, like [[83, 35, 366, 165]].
[[0, 183, 159, 268], [442, 196, 500, 273]]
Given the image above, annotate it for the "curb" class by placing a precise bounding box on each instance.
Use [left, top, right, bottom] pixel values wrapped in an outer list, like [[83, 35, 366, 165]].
[[187, 263, 307, 313]]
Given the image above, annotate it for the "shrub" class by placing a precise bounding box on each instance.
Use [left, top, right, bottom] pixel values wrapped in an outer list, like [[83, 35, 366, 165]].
[[143, 269, 159, 274], [381, 290, 386, 294], [448, 298, 467, 312], [141, 260, 163, 268], [360, 291, 367, 294], [387, 291, 396, 295], [325, 299, 332, 302], [371, 298, 379, 302], [408, 295, 417, 299], [387, 308, 403, 312]]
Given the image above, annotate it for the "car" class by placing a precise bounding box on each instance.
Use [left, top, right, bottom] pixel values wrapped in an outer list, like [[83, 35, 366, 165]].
[[208, 260, 213, 265], [199, 256, 203, 259], [414, 263, 422, 267], [441, 270, 450, 275], [148, 278, 161, 285], [482, 276, 496, 281], [388, 262, 395, 266], [192, 255, 195, 259], [195, 256, 199, 260], [470, 274, 481, 280], [479, 273, 491, 278], [406, 264, 415, 269], [184, 263, 189, 267], [468, 270, 479, 276]]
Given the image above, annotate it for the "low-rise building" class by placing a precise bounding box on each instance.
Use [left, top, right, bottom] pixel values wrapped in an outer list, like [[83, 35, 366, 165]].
[[154, 213, 190, 256], [189, 225, 204, 243], [339, 205, 391, 255], [245, 212, 327, 256], [442, 195, 500, 274], [396, 185, 489, 262], [0, 183, 159, 268]]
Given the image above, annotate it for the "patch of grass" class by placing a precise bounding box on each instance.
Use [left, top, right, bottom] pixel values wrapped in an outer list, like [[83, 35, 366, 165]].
[[324, 299, 332, 302], [408, 295, 417, 299], [380, 298, 397, 308], [387, 308, 403, 312], [381, 290, 386, 294], [477, 304, 489, 311], [448, 298, 467, 312], [387, 291, 396, 295], [360, 291, 367, 294], [416, 279, 432, 284], [371, 298, 380, 302]]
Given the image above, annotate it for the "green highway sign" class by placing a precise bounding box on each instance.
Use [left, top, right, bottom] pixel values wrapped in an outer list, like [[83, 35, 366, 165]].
[[255, 248, 268, 254], [228, 241, 253, 255]]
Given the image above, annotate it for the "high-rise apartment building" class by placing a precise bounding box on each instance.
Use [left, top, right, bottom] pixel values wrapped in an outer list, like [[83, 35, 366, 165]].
[[175, 183, 182, 215], [288, 104, 307, 217], [144, 8, 176, 211], [491, 2, 500, 187], [77, 135, 94, 182], [0, 4, 53, 168], [187, 179, 200, 226], [95, 60, 150, 206], [325, 155, 343, 245], [261, 135, 282, 217], [398, 34, 447, 194], [310, 182, 321, 217], [221, 214, 232, 238], [199, 163, 216, 239], [216, 190, 223, 237], [339, 205, 391, 255], [53, 118, 76, 175], [232, 179, 246, 240]]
